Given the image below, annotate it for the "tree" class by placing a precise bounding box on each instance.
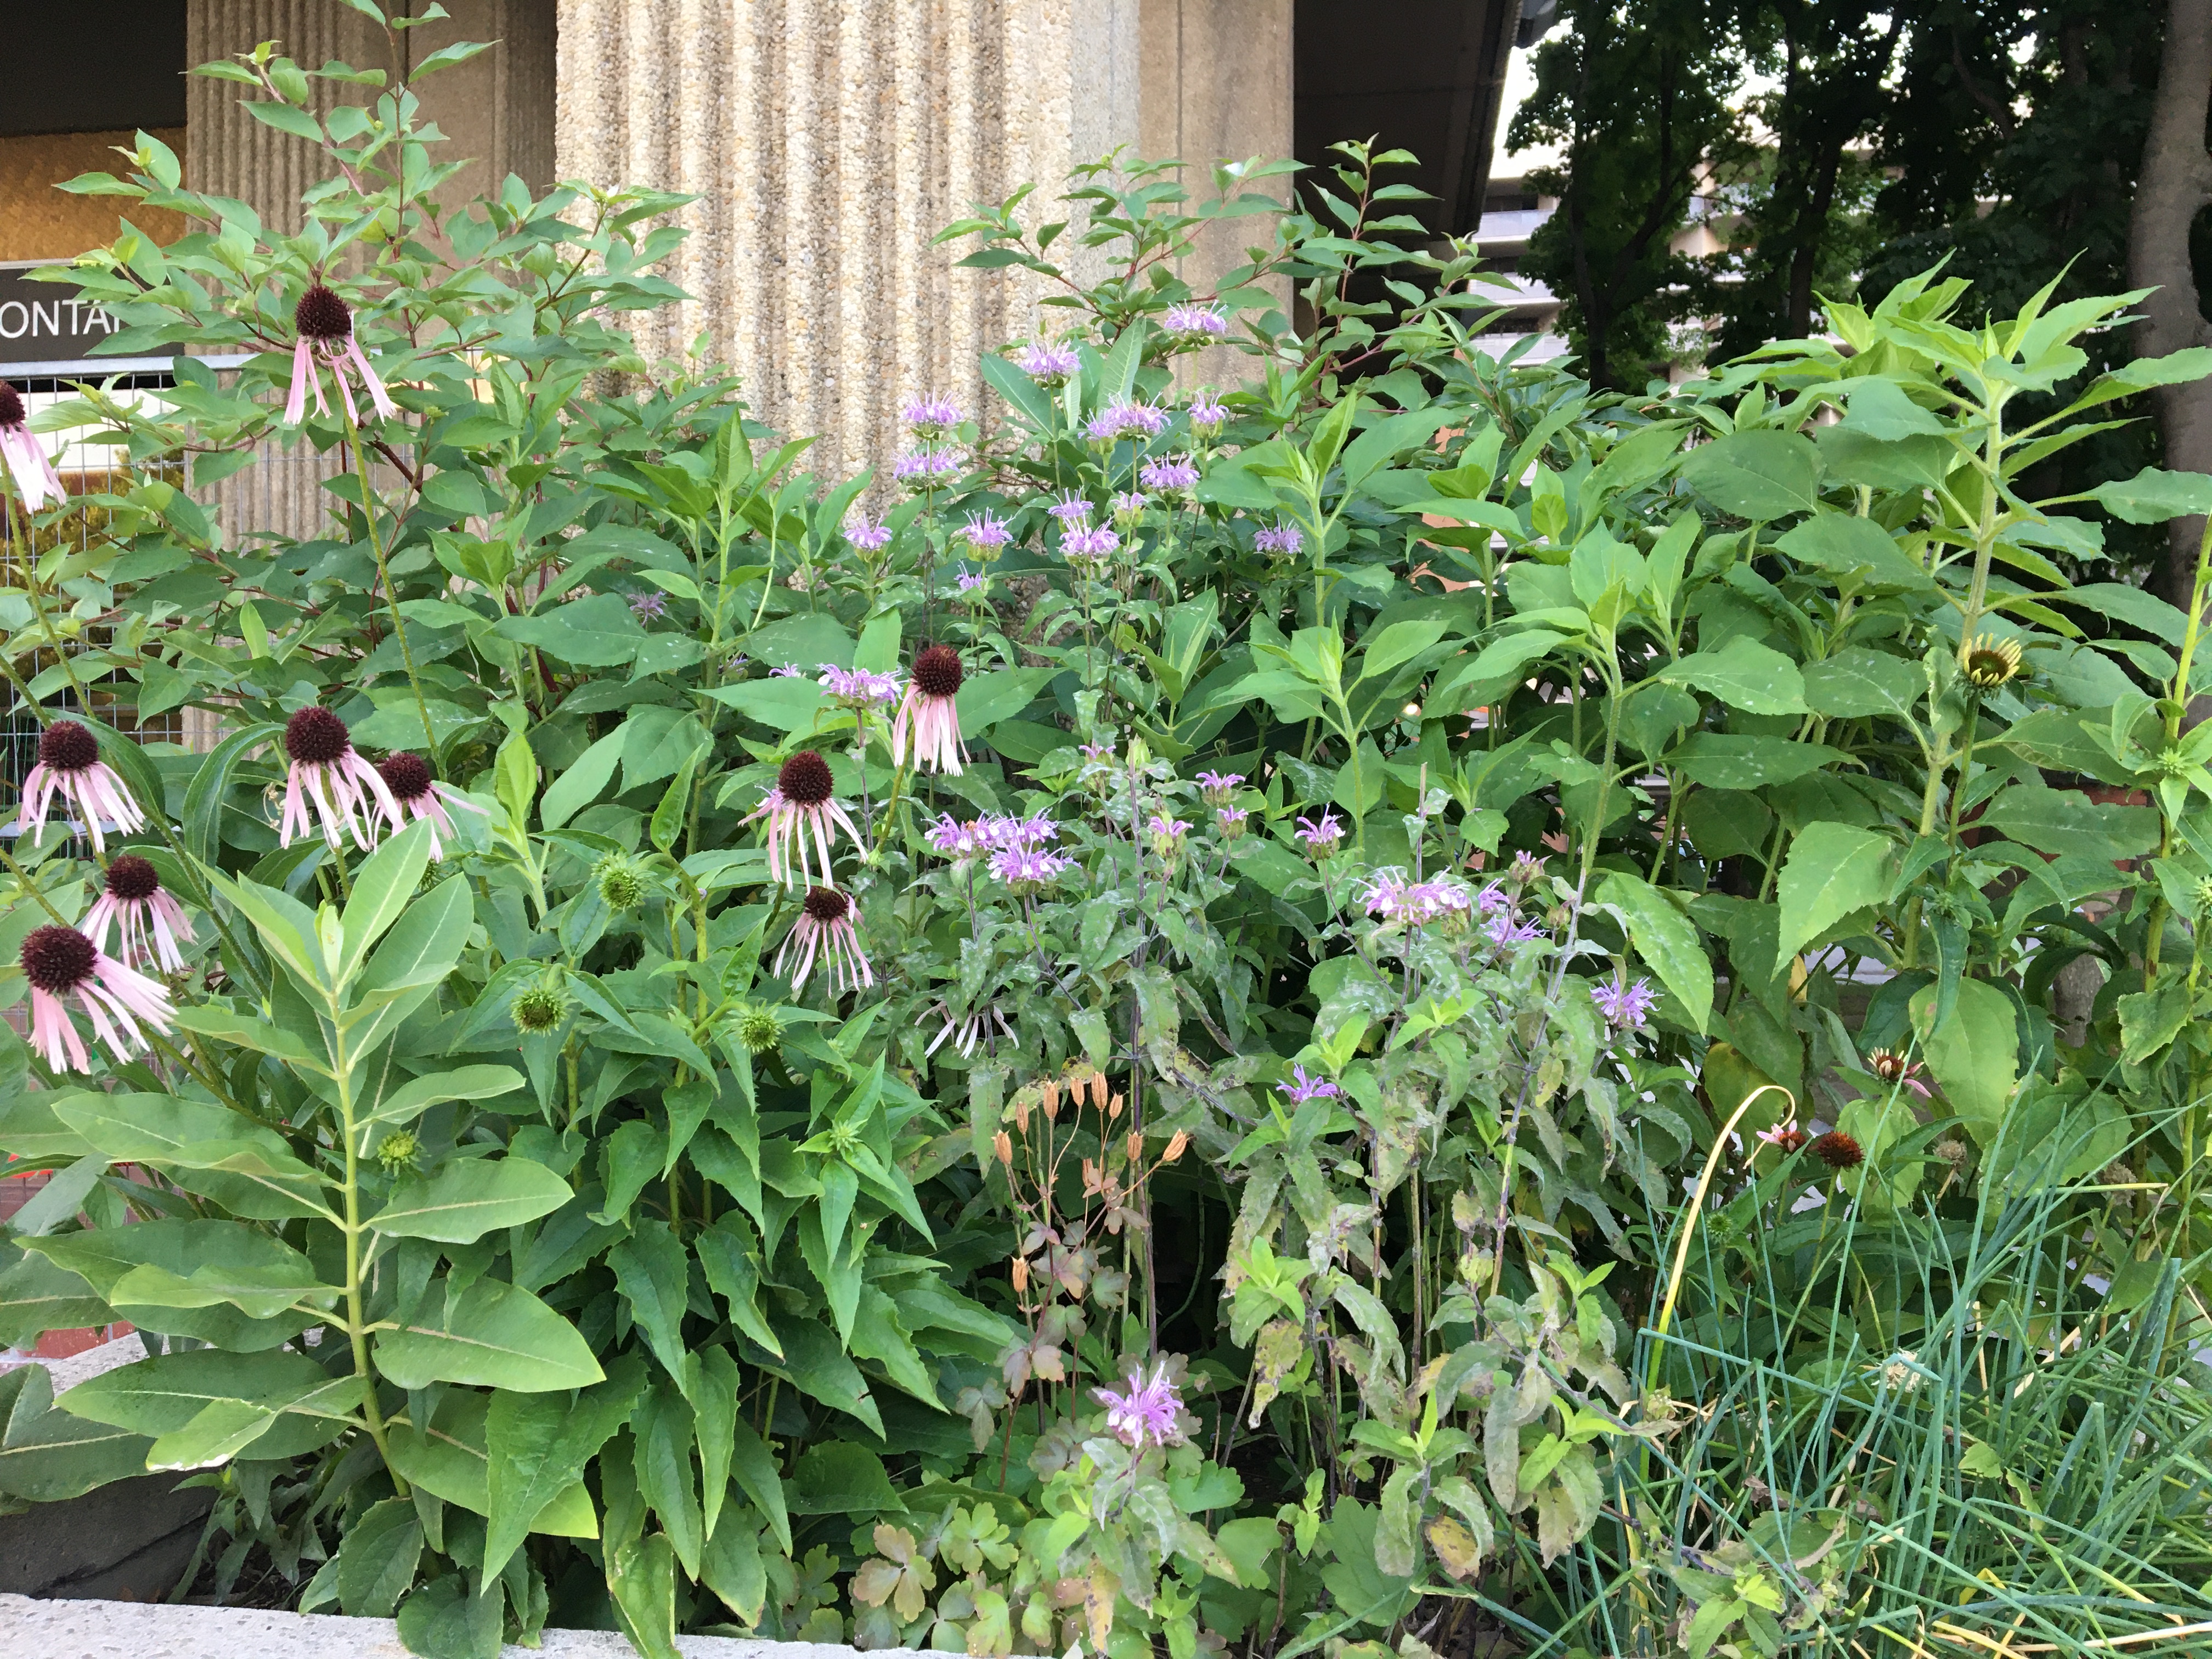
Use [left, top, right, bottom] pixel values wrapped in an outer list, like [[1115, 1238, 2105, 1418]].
[[2130, 0, 2212, 602]]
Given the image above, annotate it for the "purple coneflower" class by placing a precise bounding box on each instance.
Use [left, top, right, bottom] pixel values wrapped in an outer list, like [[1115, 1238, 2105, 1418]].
[[21, 923, 174, 1074], [628, 590, 668, 621], [376, 752, 489, 859], [1013, 342, 1080, 383], [1865, 1048, 1933, 1099], [1087, 401, 1171, 443], [1063, 523, 1121, 562], [1277, 1064, 1340, 1104], [1294, 809, 1345, 853], [818, 664, 902, 709], [83, 855, 192, 974], [960, 512, 1013, 552], [1163, 302, 1229, 337], [17, 720, 143, 851], [280, 707, 402, 851], [900, 393, 963, 435], [1047, 492, 1093, 524], [1138, 455, 1200, 495], [846, 515, 893, 552], [1756, 1120, 1807, 1154], [1255, 522, 1304, 556], [893, 646, 966, 775], [0, 382, 65, 510], [927, 1001, 1017, 1059], [284, 284, 397, 427], [774, 885, 873, 994], [1591, 973, 1659, 1032], [894, 448, 963, 490], [1092, 1362, 1186, 1449], [743, 751, 865, 889], [1187, 395, 1231, 431]]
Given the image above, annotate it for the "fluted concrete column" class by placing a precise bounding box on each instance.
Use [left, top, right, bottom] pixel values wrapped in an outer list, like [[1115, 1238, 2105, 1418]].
[[185, 1, 556, 227], [555, 0, 1290, 481]]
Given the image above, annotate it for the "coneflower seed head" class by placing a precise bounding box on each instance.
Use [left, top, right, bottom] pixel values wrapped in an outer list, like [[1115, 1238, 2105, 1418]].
[[284, 706, 352, 765], [21, 924, 95, 994], [295, 284, 352, 340], [778, 751, 834, 806], [105, 854, 160, 901], [912, 645, 963, 699], [38, 720, 97, 772]]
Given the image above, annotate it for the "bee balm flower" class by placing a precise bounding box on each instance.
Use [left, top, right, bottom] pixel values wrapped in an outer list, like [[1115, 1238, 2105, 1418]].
[[894, 646, 967, 775], [82, 854, 193, 973], [18, 719, 144, 851], [284, 284, 397, 426], [279, 707, 403, 850], [21, 923, 174, 1074], [743, 750, 865, 889]]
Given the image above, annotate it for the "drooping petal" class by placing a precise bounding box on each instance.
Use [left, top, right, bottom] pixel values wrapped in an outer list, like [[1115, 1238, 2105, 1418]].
[[285, 337, 314, 425], [345, 335, 398, 420]]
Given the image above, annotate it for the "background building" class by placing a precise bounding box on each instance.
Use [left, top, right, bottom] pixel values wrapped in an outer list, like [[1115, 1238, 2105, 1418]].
[[1, 1, 1539, 479]]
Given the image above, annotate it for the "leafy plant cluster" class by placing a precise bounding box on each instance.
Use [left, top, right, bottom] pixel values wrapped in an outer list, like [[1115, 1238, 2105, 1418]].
[[2, 8, 2212, 1658]]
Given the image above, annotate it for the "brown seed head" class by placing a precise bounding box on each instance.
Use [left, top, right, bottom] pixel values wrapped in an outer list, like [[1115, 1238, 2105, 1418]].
[[802, 885, 850, 924], [777, 749, 834, 806], [21, 924, 95, 994], [284, 706, 353, 766], [912, 644, 964, 699], [377, 752, 432, 802], [0, 381, 23, 428], [37, 720, 98, 773], [294, 283, 352, 341], [1812, 1131, 1865, 1171], [105, 854, 160, 902]]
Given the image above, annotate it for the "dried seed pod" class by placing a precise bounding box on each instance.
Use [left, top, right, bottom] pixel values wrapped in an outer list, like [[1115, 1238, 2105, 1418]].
[[994, 1130, 1013, 1166], [1126, 1131, 1144, 1164], [1163, 1130, 1189, 1164], [1108, 1092, 1124, 1121], [1011, 1256, 1030, 1292], [1040, 1079, 1059, 1120], [1091, 1070, 1108, 1109]]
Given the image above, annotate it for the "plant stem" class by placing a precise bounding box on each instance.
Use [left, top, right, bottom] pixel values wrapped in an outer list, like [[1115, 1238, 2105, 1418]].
[[343, 415, 438, 762]]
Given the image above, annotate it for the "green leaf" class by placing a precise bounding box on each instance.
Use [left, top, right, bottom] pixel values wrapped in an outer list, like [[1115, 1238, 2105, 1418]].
[[0, 1364, 151, 1501], [1911, 978, 2020, 1148], [1677, 430, 1822, 521], [634, 1381, 704, 1578], [787, 1440, 902, 1514], [0, 1251, 108, 1348], [1664, 733, 1843, 789], [541, 726, 626, 828], [483, 1361, 646, 1581], [1801, 648, 1922, 719], [57, 1347, 336, 1440], [1839, 377, 1948, 440], [704, 677, 827, 733], [729, 1414, 792, 1553], [335, 1497, 423, 1618], [360, 1065, 526, 1134], [1596, 873, 1712, 1032], [2086, 467, 2212, 524], [337, 820, 435, 984], [770, 1316, 884, 1435], [1980, 783, 2160, 862], [608, 1220, 691, 1382], [681, 1346, 741, 1541], [397, 1574, 505, 1659], [373, 1158, 573, 1243], [1775, 822, 1896, 962], [607, 1532, 682, 1659], [183, 722, 281, 866], [497, 593, 646, 666], [375, 1277, 605, 1392], [1657, 636, 1807, 714], [1774, 514, 1933, 590], [24, 1220, 317, 1350], [955, 667, 1056, 737]]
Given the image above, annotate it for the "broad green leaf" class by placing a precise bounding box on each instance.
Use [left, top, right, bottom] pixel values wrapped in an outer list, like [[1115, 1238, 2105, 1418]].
[[2086, 466, 2212, 524], [541, 726, 625, 828], [770, 1315, 884, 1436], [170, 1003, 330, 1073], [145, 1397, 284, 1471], [1774, 514, 1932, 590], [787, 1439, 902, 1514], [358, 874, 473, 995], [1596, 872, 1712, 1032], [703, 678, 827, 733], [0, 1250, 108, 1347], [375, 1277, 605, 1392], [497, 592, 646, 665], [31, 1220, 326, 1348], [483, 1360, 647, 1579], [1664, 733, 1843, 789], [1657, 636, 1807, 714], [372, 1158, 573, 1243], [1910, 978, 2019, 1148], [607, 1532, 682, 1659], [1981, 783, 2160, 862], [682, 1346, 741, 1541], [57, 1347, 337, 1439], [1801, 648, 1921, 719], [1839, 377, 1947, 439], [634, 1381, 704, 1578], [360, 1064, 526, 1134], [397, 1574, 506, 1659], [608, 1219, 691, 1381], [337, 819, 435, 983], [955, 667, 1056, 736], [1677, 430, 1822, 521], [1775, 821, 1896, 962], [335, 1497, 423, 1619], [0, 1364, 151, 1501]]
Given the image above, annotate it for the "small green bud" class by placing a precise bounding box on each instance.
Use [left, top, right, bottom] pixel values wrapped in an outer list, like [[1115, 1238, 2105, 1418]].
[[376, 1130, 420, 1172], [733, 1005, 782, 1054], [513, 982, 567, 1034], [595, 853, 647, 910]]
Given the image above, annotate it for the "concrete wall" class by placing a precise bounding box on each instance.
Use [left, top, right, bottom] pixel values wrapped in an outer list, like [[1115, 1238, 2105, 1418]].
[[554, 0, 1291, 479]]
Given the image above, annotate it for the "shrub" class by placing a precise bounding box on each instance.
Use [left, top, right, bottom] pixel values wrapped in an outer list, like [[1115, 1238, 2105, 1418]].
[[1, 9, 2209, 1658]]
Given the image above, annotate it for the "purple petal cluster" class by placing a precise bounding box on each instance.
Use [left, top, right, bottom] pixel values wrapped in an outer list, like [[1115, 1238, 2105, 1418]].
[[1087, 401, 1171, 443], [1014, 341, 1080, 383], [1092, 1361, 1186, 1448], [1592, 974, 1659, 1031], [894, 447, 963, 489], [1047, 492, 1094, 524], [1254, 522, 1304, 556], [1364, 871, 1475, 927], [1163, 302, 1229, 337], [960, 511, 1013, 550], [1294, 809, 1345, 851], [1195, 770, 1244, 801], [1276, 1064, 1340, 1104], [989, 844, 1074, 887], [1063, 523, 1121, 561], [628, 590, 668, 620], [1187, 396, 1231, 430], [817, 664, 902, 707], [847, 516, 893, 551], [1112, 490, 1149, 518], [1139, 455, 1201, 494], [900, 393, 963, 433], [1485, 911, 1543, 947]]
